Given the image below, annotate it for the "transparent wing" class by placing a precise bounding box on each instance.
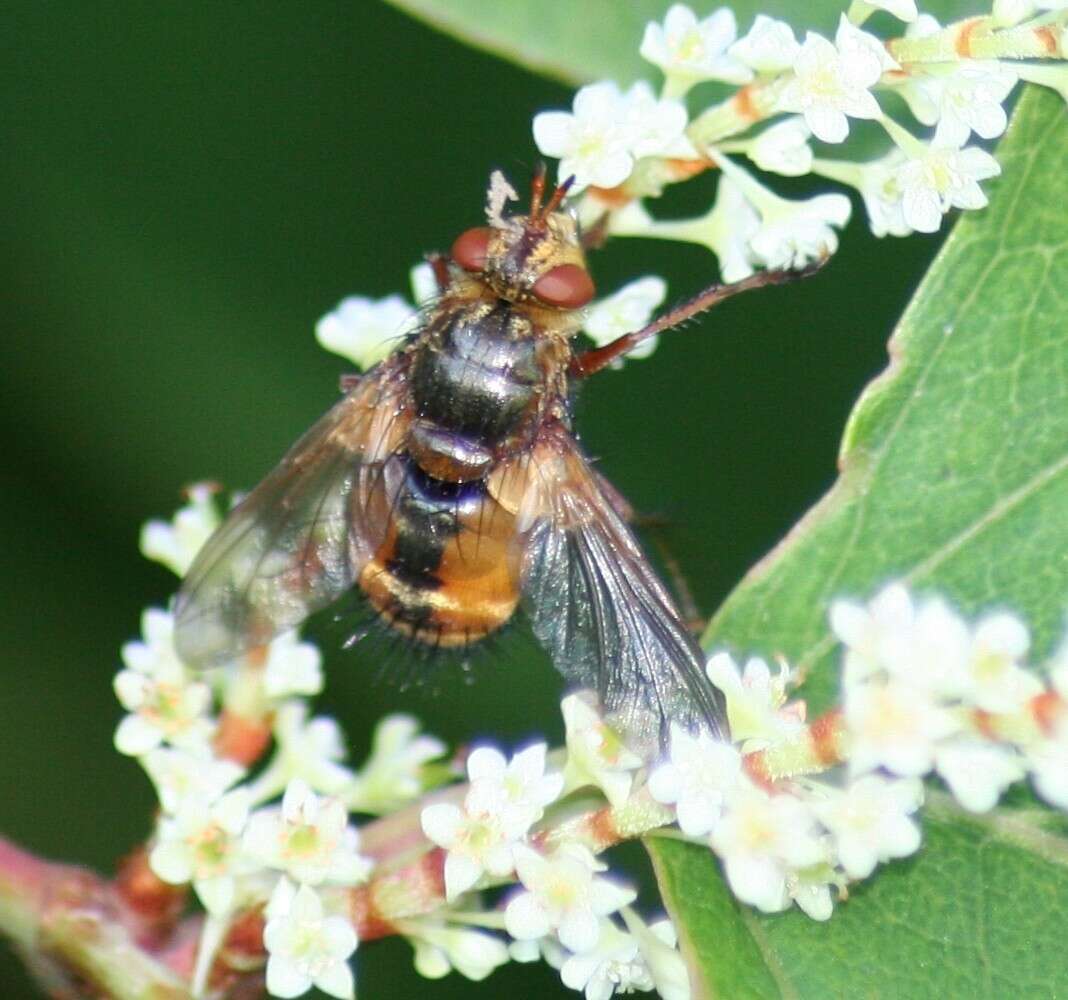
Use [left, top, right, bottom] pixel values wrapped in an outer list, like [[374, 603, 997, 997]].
[[499, 426, 728, 751], [174, 361, 410, 666]]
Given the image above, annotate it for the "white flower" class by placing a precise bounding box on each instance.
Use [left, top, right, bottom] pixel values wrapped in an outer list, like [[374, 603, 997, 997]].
[[409, 261, 438, 305], [784, 869, 836, 921], [705, 177, 761, 281], [865, 0, 919, 21], [777, 17, 895, 144], [992, 0, 1036, 25], [558, 919, 655, 999], [401, 917, 510, 982], [648, 723, 742, 836], [582, 276, 667, 364], [705, 652, 803, 747], [315, 293, 415, 371], [640, 5, 752, 90], [533, 82, 635, 192], [709, 783, 825, 913], [830, 582, 915, 684], [561, 692, 645, 808], [934, 739, 1025, 813], [467, 742, 564, 832], [141, 746, 245, 814], [619, 910, 691, 1000], [896, 132, 1001, 235], [248, 702, 356, 801], [506, 844, 636, 953], [620, 81, 695, 160], [960, 612, 1042, 714], [1028, 736, 1068, 809], [844, 676, 958, 777], [264, 879, 357, 1000], [898, 62, 1017, 147], [885, 595, 971, 699], [262, 631, 323, 699], [749, 191, 851, 271], [149, 790, 252, 914], [421, 788, 526, 901], [243, 779, 372, 887], [113, 609, 213, 756], [747, 117, 813, 177], [813, 775, 923, 879], [140, 483, 220, 576], [728, 14, 800, 74], [346, 714, 446, 815], [855, 149, 912, 238]]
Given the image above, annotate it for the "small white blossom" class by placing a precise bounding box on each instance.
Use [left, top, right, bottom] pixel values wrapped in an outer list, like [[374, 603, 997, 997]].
[[898, 62, 1017, 147], [705, 652, 804, 748], [558, 919, 655, 999], [533, 82, 636, 192], [1028, 736, 1068, 810], [830, 582, 915, 684], [409, 261, 438, 305], [705, 177, 761, 281], [315, 294, 415, 371], [401, 917, 510, 982], [506, 844, 636, 953], [346, 714, 446, 815], [243, 779, 372, 887], [896, 132, 1001, 235], [249, 703, 356, 801], [934, 739, 1026, 813], [113, 609, 213, 756], [992, 0, 1036, 25], [421, 786, 527, 901], [864, 0, 919, 21], [140, 483, 220, 576], [747, 117, 813, 177], [728, 14, 800, 74], [855, 149, 912, 238], [619, 910, 691, 1000], [813, 775, 923, 879], [961, 612, 1042, 714], [582, 276, 667, 364], [648, 723, 742, 836], [262, 631, 324, 699], [777, 17, 895, 144], [149, 790, 252, 914], [640, 5, 752, 90], [885, 595, 971, 699], [264, 879, 357, 1000], [709, 783, 825, 913], [467, 742, 564, 832], [749, 191, 851, 271], [141, 746, 245, 814], [845, 676, 958, 777], [561, 692, 644, 808], [784, 869, 836, 921], [621, 81, 695, 160]]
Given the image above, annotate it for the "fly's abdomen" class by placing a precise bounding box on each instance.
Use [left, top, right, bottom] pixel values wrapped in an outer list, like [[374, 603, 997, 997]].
[[358, 464, 520, 647]]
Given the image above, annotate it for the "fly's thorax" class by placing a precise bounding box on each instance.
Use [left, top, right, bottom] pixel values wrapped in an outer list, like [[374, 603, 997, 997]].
[[407, 299, 569, 481]]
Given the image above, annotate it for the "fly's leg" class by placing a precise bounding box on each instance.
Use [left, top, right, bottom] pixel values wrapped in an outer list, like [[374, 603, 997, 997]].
[[428, 252, 452, 293], [571, 260, 826, 378], [339, 374, 361, 393]]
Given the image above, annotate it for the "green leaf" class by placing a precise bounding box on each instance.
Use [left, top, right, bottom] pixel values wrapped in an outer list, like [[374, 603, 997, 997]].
[[382, 0, 987, 86], [649, 85, 1068, 999]]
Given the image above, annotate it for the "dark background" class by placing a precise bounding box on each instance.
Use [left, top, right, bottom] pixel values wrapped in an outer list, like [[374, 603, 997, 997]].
[[0, 2, 937, 996]]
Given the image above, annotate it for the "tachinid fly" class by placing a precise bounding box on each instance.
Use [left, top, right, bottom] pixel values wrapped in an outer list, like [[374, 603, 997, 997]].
[[174, 168, 817, 751]]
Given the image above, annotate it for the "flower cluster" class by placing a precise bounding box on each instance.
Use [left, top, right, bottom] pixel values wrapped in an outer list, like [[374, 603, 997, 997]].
[[116, 488, 450, 999], [642, 581, 1068, 921]]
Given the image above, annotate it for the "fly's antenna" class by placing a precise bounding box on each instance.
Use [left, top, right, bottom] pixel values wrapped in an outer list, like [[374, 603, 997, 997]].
[[529, 162, 547, 222], [541, 175, 575, 220]]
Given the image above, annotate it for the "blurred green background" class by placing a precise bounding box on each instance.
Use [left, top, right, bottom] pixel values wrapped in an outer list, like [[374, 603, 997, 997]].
[[0, 2, 938, 996]]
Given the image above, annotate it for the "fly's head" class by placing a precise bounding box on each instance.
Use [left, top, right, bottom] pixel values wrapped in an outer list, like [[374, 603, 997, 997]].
[[449, 169, 596, 312]]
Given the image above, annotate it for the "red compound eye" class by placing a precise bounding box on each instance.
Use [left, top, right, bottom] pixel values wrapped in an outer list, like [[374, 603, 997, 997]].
[[532, 263, 595, 308], [451, 227, 494, 271]]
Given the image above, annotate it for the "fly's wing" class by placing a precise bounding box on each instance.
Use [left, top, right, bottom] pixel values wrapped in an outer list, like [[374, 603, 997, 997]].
[[174, 361, 410, 666], [496, 425, 728, 752]]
